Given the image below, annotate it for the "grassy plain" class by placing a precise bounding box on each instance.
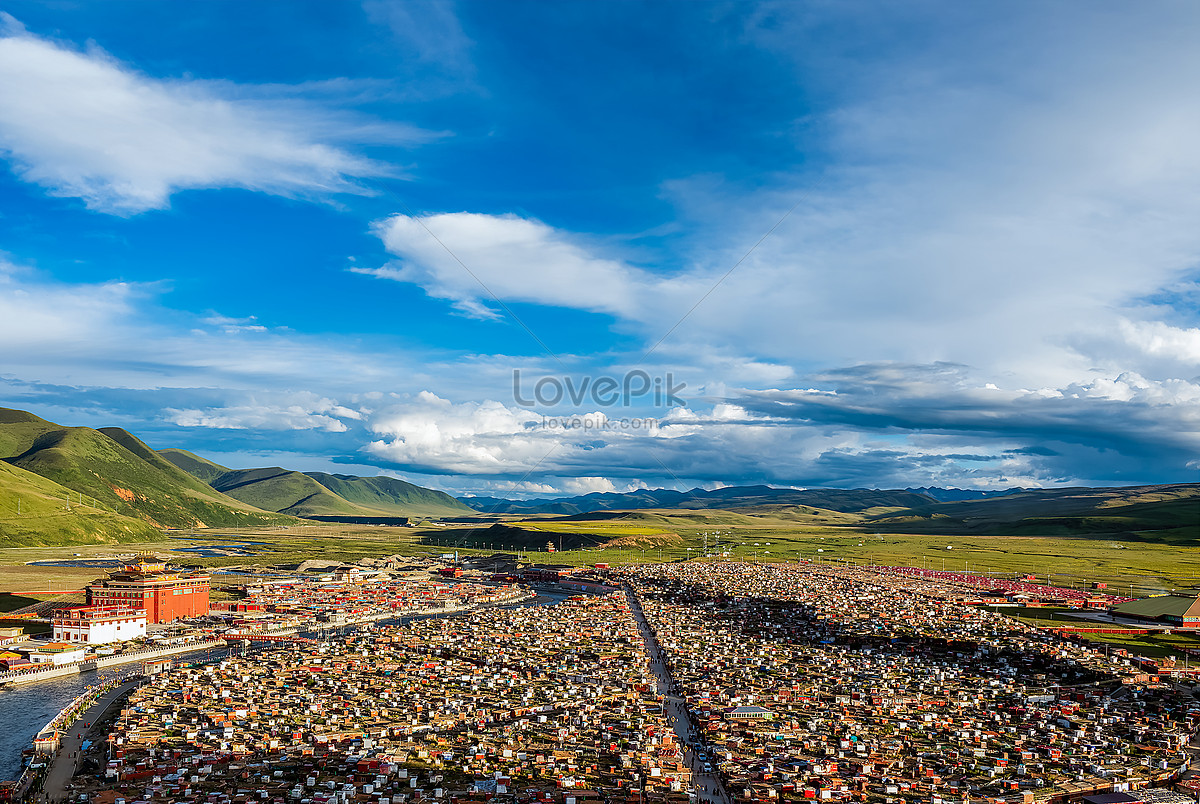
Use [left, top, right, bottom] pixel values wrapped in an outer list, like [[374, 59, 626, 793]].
[[2, 514, 1195, 600]]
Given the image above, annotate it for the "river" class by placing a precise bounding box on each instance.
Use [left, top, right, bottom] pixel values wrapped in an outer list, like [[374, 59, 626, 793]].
[[0, 641, 247, 782]]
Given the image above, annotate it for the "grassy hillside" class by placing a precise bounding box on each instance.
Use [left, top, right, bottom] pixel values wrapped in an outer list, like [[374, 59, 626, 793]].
[[305, 472, 472, 517], [0, 407, 63, 458], [0, 459, 161, 546], [156, 447, 231, 483], [211, 468, 473, 519], [211, 467, 366, 517], [868, 483, 1200, 545], [7, 426, 294, 529]]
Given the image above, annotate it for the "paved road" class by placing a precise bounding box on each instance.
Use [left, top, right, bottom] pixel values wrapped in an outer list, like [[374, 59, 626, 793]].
[[625, 586, 730, 804], [38, 680, 141, 804]]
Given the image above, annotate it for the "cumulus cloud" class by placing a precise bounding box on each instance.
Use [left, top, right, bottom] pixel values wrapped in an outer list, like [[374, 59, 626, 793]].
[[0, 17, 423, 213], [1117, 319, 1200, 366], [356, 360, 1199, 492], [365, 392, 547, 473]]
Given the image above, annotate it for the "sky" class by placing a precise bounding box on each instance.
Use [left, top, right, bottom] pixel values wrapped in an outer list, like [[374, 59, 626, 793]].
[[0, 0, 1198, 497]]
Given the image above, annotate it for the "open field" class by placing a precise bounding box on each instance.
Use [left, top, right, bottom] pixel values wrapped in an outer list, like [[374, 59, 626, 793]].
[[0, 563, 111, 594], [2, 516, 1196, 598], [990, 606, 1200, 660]]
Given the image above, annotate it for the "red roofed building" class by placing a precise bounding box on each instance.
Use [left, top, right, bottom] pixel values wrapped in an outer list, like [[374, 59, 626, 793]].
[[86, 556, 210, 623]]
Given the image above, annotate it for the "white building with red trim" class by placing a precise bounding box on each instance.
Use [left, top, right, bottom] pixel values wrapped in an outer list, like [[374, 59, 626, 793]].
[[52, 605, 147, 644]]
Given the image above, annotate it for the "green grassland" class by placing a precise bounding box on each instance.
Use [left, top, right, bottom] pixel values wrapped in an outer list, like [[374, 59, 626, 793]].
[[206, 467, 473, 518], [0, 457, 164, 546], [0, 407, 1194, 596], [9, 427, 295, 529], [0, 407, 62, 457], [319, 509, 1200, 595], [996, 606, 1200, 660], [2, 512, 1197, 603]]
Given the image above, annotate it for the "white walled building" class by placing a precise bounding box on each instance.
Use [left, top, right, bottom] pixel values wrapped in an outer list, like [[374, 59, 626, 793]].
[[28, 643, 89, 664], [52, 606, 147, 644]]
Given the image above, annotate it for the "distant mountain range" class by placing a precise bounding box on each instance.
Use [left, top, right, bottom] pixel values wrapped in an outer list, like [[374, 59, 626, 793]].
[[867, 483, 1199, 544], [904, 486, 1024, 502], [460, 485, 936, 515], [462, 482, 1199, 545]]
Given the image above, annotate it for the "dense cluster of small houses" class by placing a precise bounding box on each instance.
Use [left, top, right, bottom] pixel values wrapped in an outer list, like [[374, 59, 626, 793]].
[[613, 563, 1197, 804], [212, 570, 531, 626], [89, 592, 689, 804], [50, 561, 1200, 804]]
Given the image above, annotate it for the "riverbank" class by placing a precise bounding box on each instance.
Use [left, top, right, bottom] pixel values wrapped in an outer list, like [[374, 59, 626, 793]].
[[31, 678, 142, 803], [0, 640, 223, 687]]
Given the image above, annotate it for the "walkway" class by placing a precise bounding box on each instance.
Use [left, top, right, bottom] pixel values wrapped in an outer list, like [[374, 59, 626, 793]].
[[39, 679, 141, 804], [624, 585, 730, 804]]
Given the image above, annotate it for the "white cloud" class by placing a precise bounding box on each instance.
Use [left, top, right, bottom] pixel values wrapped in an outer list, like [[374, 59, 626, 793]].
[[1117, 319, 1200, 365], [165, 393, 364, 432], [200, 314, 269, 335], [560, 476, 619, 495], [0, 258, 441, 394], [364, 212, 685, 318], [353, 358, 1200, 491], [362, 0, 474, 76], [366, 392, 547, 473], [0, 19, 421, 213], [0, 267, 141, 351]]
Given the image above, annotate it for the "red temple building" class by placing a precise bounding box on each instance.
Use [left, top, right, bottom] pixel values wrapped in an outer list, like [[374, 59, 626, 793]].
[[86, 556, 210, 623]]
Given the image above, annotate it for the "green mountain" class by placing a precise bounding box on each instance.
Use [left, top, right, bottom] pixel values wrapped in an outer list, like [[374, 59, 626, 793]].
[[0, 458, 161, 546], [0, 411, 295, 531], [867, 483, 1200, 545], [210, 467, 366, 518], [304, 472, 472, 517], [155, 448, 230, 484], [205, 466, 473, 519]]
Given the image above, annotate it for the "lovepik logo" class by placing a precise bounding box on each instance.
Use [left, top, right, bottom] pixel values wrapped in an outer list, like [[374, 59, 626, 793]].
[[512, 369, 686, 408]]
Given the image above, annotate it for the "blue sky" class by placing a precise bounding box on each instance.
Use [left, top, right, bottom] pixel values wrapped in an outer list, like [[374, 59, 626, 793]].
[[1, 1, 1198, 496]]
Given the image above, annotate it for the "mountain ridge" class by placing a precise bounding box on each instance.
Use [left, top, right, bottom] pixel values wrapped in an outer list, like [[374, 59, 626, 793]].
[[0, 408, 295, 536], [159, 452, 473, 519]]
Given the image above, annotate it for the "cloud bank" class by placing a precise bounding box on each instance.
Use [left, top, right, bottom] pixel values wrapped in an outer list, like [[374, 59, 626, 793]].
[[0, 15, 418, 213]]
